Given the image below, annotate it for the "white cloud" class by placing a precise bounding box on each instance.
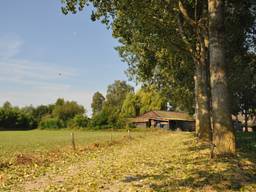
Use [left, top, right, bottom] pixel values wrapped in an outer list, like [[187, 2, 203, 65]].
[[0, 58, 76, 85], [0, 35, 23, 59], [0, 35, 93, 115], [0, 89, 94, 116]]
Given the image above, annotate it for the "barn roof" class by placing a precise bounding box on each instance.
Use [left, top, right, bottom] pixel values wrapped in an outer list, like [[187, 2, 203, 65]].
[[130, 111, 194, 123]]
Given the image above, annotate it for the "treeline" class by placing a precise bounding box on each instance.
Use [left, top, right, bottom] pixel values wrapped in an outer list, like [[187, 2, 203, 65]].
[[0, 99, 89, 130], [90, 80, 168, 128], [0, 81, 169, 130]]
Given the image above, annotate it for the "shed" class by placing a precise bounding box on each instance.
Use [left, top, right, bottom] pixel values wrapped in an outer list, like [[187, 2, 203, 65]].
[[130, 111, 195, 131]]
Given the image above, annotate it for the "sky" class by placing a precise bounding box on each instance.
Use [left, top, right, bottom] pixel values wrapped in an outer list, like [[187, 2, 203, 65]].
[[0, 0, 132, 115]]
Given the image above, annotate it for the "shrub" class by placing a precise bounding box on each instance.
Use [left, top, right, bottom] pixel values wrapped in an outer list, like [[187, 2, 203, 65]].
[[39, 117, 64, 129], [0, 108, 37, 130], [90, 111, 109, 129], [68, 114, 89, 128]]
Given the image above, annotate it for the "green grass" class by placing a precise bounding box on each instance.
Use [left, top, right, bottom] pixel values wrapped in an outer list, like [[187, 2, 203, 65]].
[[0, 129, 145, 161], [236, 132, 256, 151]]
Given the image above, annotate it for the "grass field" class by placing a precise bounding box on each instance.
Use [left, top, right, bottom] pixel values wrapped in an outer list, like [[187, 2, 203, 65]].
[[0, 129, 145, 161], [0, 129, 256, 191]]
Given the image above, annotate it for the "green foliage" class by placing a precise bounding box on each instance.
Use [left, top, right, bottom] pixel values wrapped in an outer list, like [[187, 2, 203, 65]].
[[32, 105, 51, 121], [90, 82, 173, 128], [90, 110, 109, 129], [61, 0, 195, 113], [60, 0, 255, 118], [121, 86, 169, 117], [0, 104, 37, 130], [105, 80, 134, 107], [38, 99, 88, 129], [121, 92, 140, 118], [68, 114, 90, 128], [224, 1, 256, 117], [91, 92, 105, 115], [90, 80, 134, 129], [229, 53, 256, 117], [137, 86, 167, 115], [39, 116, 65, 129], [104, 80, 134, 128], [0, 99, 88, 130], [53, 100, 85, 121], [2, 101, 12, 109]]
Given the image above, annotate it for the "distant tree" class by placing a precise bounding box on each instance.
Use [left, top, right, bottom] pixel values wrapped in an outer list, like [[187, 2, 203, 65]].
[[32, 105, 51, 121], [103, 80, 134, 127], [137, 86, 167, 115], [91, 92, 105, 116], [121, 92, 140, 118], [105, 80, 134, 108], [90, 109, 109, 129], [39, 116, 65, 129], [68, 114, 90, 128], [229, 53, 256, 131], [0, 103, 37, 130], [52, 100, 85, 122], [2, 101, 12, 109], [55, 98, 65, 106], [90, 81, 134, 128], [21, 105, 35, 115]]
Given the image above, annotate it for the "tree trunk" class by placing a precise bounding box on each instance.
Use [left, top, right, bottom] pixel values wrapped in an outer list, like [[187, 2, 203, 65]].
[[208, 0, 236, 155], [196, 45, 212, 141], [194, 70, 200, 136], [244, 111, 248, 132]]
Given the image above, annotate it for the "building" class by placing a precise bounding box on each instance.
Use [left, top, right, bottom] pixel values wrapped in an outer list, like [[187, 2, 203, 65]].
[[130, 111, 195, 131], [232, 114, 256, 132]]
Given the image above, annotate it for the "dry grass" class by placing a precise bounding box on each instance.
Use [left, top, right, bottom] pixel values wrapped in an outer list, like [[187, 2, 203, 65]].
[[0, 130, 255, 191]]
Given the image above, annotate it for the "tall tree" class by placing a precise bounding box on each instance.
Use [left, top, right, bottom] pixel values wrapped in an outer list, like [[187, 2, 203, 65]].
[[60, 0, 255, 150], [121, 92, 140, 118], [60, 0, 212, 141], [104, 80, 134, 127], [137, 86, 167, 115], [53, 99, 85, 121], [105, 80, 134, 107], [91, 92, 105, 116], [208, 0, 235, 155]]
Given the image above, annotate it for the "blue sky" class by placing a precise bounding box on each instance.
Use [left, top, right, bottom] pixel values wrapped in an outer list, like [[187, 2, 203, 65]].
[[0, 0, 132, 115]]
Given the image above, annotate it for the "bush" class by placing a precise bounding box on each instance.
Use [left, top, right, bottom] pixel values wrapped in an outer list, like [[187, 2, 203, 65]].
[[0, 108, 37, 130], [39, 117, 65, 129], [68, 114, 89, 128], [90, 111, 109, 129], [52, 101, 85, 121]]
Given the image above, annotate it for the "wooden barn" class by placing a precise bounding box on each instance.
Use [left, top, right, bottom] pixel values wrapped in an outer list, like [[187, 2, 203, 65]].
[[130, 111, 195, 131]]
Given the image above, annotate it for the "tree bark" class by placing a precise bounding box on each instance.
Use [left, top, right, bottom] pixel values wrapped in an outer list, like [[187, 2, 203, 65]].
[[208, 0, 236, 155], [194, 70, 200, 136], [244, 111, 248, 132], [196, 43, 212, 141], [194, 42, 212, 141], [177, 1, 211, 141]]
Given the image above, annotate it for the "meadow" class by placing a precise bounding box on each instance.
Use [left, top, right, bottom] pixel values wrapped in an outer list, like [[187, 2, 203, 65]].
[[0, 129, 146, 161], [0, 129, 256, 191]]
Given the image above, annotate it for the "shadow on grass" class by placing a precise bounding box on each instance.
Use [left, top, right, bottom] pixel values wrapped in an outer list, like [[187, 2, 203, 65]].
[[236, 132, 256, 161], [122, 133, 256, 191]]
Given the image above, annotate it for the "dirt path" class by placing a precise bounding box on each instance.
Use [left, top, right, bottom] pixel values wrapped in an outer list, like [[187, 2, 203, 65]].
[[5, 131, 256, 191]]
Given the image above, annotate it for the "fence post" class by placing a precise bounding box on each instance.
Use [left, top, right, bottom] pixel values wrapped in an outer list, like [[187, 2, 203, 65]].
[[128, 129, 131, 139], [71, 132, 76, 151]]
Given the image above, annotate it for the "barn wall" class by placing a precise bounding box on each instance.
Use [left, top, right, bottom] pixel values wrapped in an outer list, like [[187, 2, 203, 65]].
[[135, 122, 148, 128]]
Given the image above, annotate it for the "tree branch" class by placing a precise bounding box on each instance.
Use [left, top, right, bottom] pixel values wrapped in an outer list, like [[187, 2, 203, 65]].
[[176, 14, 195, 57], [178, 1, 196, 27]]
